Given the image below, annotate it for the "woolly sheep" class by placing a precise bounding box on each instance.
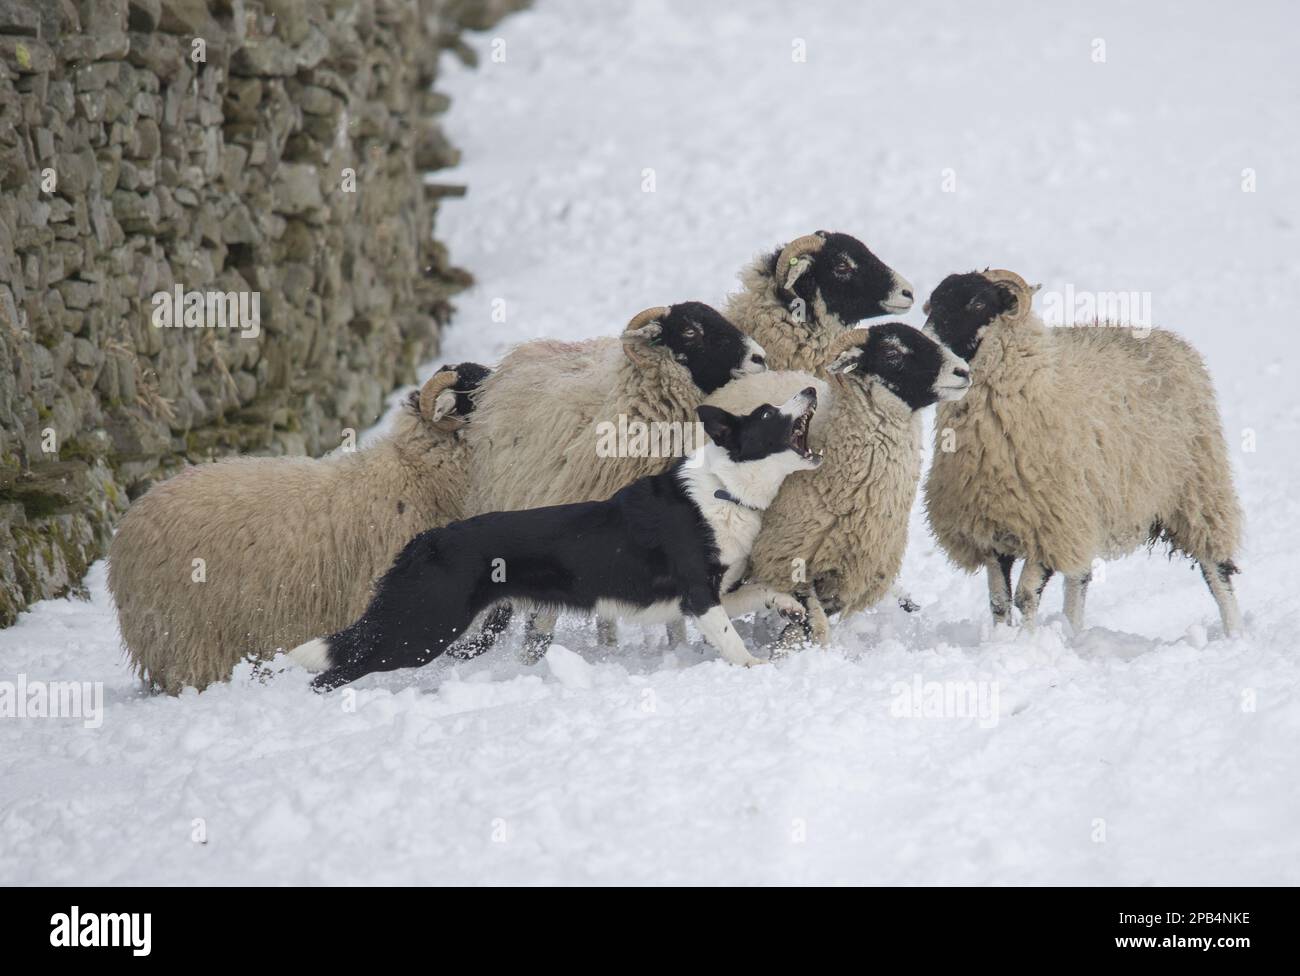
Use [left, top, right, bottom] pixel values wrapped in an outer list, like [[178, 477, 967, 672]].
[[922, 269, 1243, 635], [725, 231, 915, 375], [704, 325, 971, 642], [459, 302, 767, 656], [108, 363, 492, 693]]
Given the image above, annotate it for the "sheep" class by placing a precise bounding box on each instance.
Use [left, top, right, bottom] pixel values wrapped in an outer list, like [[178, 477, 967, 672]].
[[107, 363, 492, 693], [725, 230, 915, 375], [703, 324, 972, 643], [456, 302, 767, 658], [921, 269, 1244, 635]]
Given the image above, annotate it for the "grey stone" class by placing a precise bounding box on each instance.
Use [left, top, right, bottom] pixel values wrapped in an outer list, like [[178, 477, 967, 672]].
[[0, 1, 40, 36], [0, 0, 530, 624]]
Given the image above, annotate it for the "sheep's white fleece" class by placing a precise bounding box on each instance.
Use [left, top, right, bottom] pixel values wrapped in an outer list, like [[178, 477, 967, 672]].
[[725, 255, 846, 376], [924, 314, 1242, 577], [108, 404, 473, 693], [465, 336, 702, 513]]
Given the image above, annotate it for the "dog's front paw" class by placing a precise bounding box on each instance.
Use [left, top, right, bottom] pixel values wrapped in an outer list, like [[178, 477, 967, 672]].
[[768, 593, 806, 620]]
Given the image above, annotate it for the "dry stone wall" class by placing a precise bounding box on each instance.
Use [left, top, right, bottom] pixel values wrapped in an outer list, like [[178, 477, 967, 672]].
[[0, 0, 524, 625]]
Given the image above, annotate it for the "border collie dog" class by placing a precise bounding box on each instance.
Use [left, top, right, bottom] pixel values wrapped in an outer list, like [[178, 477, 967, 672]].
[[292, 390, 822, 689]]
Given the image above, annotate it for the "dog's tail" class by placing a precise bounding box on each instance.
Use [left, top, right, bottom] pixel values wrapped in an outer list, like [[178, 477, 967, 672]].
[[288, 637, 334, 672]]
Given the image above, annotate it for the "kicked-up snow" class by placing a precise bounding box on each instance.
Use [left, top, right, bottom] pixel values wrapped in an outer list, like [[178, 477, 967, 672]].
[[2, 0, 1299, 884]]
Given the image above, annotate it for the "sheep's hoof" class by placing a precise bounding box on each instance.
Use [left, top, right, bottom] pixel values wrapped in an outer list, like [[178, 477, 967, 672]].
[[897, 594, 921, 613]]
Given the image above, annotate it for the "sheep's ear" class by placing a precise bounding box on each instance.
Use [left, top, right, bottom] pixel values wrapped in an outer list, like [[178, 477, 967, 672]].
[[783, 255, 814, 291], [827, 350, 861, 374], [431, 389, 458, 422], [418, 370, 464, 429], [696, 405, 738, 450]]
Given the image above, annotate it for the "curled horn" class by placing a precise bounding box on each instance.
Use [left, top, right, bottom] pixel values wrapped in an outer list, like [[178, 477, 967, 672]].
[[827, 326, 872, 359], [825, 326, 871, 374], [417, 369, 465, 431], [623, 305, 669, 340], [774, 234, 827, 289], [983, 269, 1041, 319], [622, 305, 669, 367]]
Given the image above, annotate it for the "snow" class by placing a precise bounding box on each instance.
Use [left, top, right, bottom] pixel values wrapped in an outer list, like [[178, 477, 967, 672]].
[[3, 0, 1299, 884]]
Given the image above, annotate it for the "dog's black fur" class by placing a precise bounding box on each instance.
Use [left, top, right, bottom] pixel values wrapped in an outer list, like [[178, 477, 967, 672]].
[[303, 396, 816, 690]]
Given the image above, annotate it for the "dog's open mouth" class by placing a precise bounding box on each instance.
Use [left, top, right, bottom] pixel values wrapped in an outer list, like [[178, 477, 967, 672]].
[[789, 395, 820, 460]]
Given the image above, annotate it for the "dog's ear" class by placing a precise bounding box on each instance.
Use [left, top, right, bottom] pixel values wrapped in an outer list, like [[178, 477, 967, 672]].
[[696, 405, 738, 450]]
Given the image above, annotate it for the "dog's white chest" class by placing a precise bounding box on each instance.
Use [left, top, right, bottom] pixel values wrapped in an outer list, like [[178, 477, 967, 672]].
[[701, 500, 762, 589]]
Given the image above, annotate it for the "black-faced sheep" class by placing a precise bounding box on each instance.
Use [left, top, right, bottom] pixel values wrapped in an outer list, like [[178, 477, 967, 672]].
[[108, 363, 492, 693], [922, 269, 1244, 635], [726, 231, 914, 375], [704, 325, 971, 642]]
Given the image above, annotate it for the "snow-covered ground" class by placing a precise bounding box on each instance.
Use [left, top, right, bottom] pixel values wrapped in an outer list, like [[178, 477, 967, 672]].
[[4, 0, 1299, 884]]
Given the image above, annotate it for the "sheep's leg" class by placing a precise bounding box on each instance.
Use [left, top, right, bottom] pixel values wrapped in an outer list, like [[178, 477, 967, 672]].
[[596, 617, 618, 647], [520, 608, 557, 664], [447, 602, 514, 660], [1063, 572, 1091, 634], [693, 605, 764, 667], [985, 553, 1015, 625], [1013, 561, 1054, 629], [804, 587, 831, 644], [1199, 559, 1243, 637], [769, 586, 829, 656], [664, 619, 688, 647], [890, 582, 921, 613]]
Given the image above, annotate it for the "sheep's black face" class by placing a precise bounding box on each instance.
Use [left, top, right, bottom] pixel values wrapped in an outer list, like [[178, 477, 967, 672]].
[[828, 323, 971, 410], [658, 301, 767, 394], [923, 272, 1018, 362], [778, 232, 913, 325], [420, 361, 491, 423], [446, 362, 491, 417]]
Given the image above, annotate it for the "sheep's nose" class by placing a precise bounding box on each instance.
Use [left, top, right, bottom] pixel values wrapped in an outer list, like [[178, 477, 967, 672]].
[[750, 354, 765, 366], [953, 367, 970, 379], [901, 289, 913, 300]]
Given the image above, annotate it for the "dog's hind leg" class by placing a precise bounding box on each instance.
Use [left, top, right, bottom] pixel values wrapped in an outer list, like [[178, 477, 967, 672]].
[[448, 602, 514, 660], [596, 617, 618, 647], [520, 608, 556, 664], [664, 619, 687, 647]]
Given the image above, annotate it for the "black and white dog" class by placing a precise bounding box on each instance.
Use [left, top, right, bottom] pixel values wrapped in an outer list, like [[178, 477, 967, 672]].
[[291, 390, 822, 689]]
